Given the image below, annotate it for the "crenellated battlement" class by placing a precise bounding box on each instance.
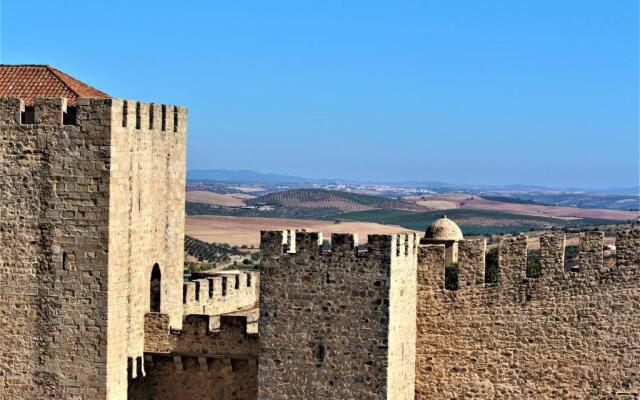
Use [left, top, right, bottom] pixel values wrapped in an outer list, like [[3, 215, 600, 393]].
[[415, 227, 640, 398], [182, 270, 259, 316], [0, 96, 186, 134], [258, 228, 418, 398], [418, 228, 640, 294], [136, 314, 258, 397], [1, 95, 112, 127], [144, 312, 258, 356], [259, 229, 417, 261], [112, 98, 187, 133]]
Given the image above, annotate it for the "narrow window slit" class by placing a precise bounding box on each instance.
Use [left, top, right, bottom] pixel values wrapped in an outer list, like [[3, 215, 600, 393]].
[[150, 263, 161, 312]]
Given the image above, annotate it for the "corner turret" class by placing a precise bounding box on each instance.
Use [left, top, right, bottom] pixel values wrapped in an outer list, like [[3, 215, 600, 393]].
[[421, 215, 463, 263]]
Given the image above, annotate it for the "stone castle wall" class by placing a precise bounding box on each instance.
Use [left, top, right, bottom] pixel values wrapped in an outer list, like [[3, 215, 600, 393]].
[[258, 230, 417, 399], [106, 99, 187, 397], [129, 313, 259, 400], [0, 97, 112, 399], [183, 270, 259, 316], [416, 229, 640, 399], [2, 94, 639, 400], [0, 96, 187, 400]]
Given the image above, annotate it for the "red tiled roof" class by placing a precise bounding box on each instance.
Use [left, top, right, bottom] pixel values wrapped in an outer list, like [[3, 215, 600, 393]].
[[0, 64, 110, 106]]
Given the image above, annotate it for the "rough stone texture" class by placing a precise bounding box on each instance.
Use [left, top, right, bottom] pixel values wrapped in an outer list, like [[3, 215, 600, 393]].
[[0, 96, 187, 399], [415, 230, 640, 399], [129, 355, 257, 400], [183, 270, 259, 316], [580, 230, 604, 272], [106, 99, 187, 397], [258, 231, 417, 399], [416, 244, 446, 394], [142, 313, 258, 357], [458, 239, 486, 287], [129, 313, 258, 400], [417, 244, 446, 291], [0, 96, 112, 399], [498, 235, 528, 285], [616, 229, 640, 267], [539, 232, 565, 274]]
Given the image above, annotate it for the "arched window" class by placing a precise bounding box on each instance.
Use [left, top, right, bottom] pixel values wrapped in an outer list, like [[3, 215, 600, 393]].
[[150, 263, 161, 312]]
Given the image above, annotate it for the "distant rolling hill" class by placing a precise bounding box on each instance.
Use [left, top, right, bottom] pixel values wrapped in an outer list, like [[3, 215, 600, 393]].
[[187, 189, 428, 219], [245, 189, 427, 213], [184, 188, 631, 235], [326, 208, 621, 236], [187, 169, 309, 183]]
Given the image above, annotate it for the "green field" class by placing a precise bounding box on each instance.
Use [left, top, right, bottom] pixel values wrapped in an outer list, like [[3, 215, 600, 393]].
[[324, 208, 620, 236]]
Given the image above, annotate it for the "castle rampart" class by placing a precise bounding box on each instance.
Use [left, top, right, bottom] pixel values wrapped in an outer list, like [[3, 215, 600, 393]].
[[415, 229, 640, 399], [182, 270, 259, 316], [128, 313, 259, 400]]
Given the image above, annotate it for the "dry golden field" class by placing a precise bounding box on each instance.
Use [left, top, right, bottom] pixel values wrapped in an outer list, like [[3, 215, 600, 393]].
[[185, 191, 253, 207], [185, 215, 420, 247], [405, 194, 638, 221]]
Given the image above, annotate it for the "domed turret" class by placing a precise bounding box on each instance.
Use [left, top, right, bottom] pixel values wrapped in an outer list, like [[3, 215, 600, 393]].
[[422, 215, 463, 263], [425, 215, 463, 241]]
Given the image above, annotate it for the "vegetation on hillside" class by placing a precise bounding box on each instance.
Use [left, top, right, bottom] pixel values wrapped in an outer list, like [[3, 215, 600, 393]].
[[186, 201, 341, 219], [325, 208, 620, 236], [485, 247, 499, 284], [184, 235, 243, 263], [187, 189, 428, 219], [246, 189, 427, 212], [480, 195, 546, 206], [526, 250, 542, 278]]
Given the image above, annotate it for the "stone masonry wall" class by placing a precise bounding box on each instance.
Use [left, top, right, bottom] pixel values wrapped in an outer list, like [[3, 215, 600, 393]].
[[0, 96, 187, 399], [0, 97, 112, 399], [183, 270, 259, 316], [416, 229, 640, 399], [106, 99, 187, 398], [258, 230, 417, 399], [387, 233, 417, 398], [128, 313, 258, 400]]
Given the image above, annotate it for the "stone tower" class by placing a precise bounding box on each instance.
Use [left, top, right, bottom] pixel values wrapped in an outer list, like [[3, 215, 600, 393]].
[[0, 65, 187, 399], [258, 230, 417, 399]]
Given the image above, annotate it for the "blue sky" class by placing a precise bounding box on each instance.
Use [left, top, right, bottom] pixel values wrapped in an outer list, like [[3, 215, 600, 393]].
[[1, 0, 638, 188]]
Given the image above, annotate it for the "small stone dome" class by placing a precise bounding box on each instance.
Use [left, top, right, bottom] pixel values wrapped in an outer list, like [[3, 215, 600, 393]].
[[425, 215, 463, 241]]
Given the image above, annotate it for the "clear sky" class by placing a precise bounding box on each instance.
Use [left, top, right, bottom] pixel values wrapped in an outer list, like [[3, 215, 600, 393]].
[[1, 0, 638, 189]]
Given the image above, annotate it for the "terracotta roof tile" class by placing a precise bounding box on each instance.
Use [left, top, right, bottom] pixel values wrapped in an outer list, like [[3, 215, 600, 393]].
[[0, 64, 110, 106]]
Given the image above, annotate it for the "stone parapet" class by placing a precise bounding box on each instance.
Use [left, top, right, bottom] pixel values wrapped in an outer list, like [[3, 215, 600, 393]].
[[182, 270, 259, 316]]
